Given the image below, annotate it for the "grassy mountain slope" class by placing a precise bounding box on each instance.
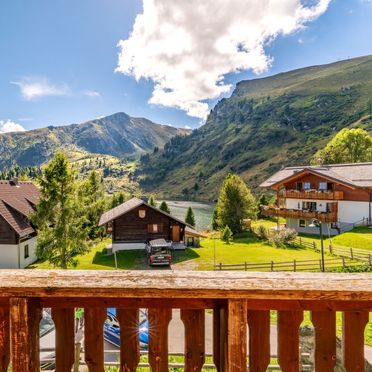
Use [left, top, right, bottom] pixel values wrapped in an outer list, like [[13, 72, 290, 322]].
[[0, 112, 189, 168], [138, 55, 372, 201]]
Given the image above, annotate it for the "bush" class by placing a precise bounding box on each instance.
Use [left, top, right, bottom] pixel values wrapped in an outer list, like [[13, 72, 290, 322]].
[[331, 264, 372, 273], [269, 228, 297, 247], [255, 225, 268, 240], [220, 226, 233, 244]]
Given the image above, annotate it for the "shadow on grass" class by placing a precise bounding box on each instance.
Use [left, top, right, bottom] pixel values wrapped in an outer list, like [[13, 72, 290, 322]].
[[171, 248, 201, 264]]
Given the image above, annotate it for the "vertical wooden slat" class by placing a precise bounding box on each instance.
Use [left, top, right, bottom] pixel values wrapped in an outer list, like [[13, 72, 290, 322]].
[[213, 308, 222, 372], [277, 310, 303, 372], [247, 310, 270, 372], [0, 305, 10, 372], [84, 307, 106, 372], [148, 308, 172, 372], [343, 311, 369, 372], [116, 308, 140, 371], [311, 310, 336, 371], [52, 308, 75, 372], [226, 299, 247, 372], [10, 297, 41, 372], [181, 309, 205, 372]]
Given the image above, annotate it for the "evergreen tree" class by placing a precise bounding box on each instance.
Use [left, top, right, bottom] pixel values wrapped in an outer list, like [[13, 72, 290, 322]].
[[32, 152, 89, 269], [211, 208, 219, 230], [220, 225, 233, 244], [159, 201, 171, 214], [185, 206, 196, 227], [79, 171, 106, 239], [111, 191, 125, 208], [148, 195, 157, 207], [215, 174, 257, 234]]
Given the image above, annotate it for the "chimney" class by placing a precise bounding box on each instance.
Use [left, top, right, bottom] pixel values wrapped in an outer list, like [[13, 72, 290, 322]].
[[9, 177, 19, 186]]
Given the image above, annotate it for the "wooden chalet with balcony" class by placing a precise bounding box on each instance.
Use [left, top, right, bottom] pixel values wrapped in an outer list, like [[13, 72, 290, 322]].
[[0, 179, 39, 268], [260, 162, 372, 235], [99, 197, 204, 251]]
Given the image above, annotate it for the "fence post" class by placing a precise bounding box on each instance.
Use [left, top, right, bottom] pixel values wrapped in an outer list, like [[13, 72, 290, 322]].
[[219, 262, 222, 271], [350, 248, 354, 260], [369, 254, 372, 266], [319, 260, 322, 271], [313, 241, 317, 250], [329, 243, 332, 255], [293, 259, 296, 272], [342, 257, 346, 267], [299, 237, 302, 245], [244, 262, 247, 271], [271, 261, 274, 272]]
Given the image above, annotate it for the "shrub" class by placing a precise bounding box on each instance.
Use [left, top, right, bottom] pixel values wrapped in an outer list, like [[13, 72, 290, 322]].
[[255, 225, 268, 240], [269, 228, 297, 247], [220, 226, 233, 244]]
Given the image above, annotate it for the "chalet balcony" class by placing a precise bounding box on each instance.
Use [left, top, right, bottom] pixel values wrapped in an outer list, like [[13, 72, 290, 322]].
[[1, 270, 372, 371], [284, 189, 344, 200], [261, 206, 338, 222]]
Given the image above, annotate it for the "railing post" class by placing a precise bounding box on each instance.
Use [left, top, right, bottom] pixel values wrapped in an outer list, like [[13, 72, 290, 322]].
[[226, 299, 247, 372], [117, 308, 140, 371], [247, 310, 270, 372], [343, 311, 369, 372], [181, 309, 205, 372], [148, 308, 172, 372], [84, 307, 106, 372], [311, 311, 336, 371], [52, 308, 75, 372], [278, 310, 303, 372], [10, 297, 41, 372], [0, 304, 10, 371], [293, 259, 296, 272]]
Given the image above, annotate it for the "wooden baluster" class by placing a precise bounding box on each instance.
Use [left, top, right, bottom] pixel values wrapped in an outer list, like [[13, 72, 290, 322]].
[[0, 305, 10, 371], [343, 311, 369, 372], [148, 308, 172, 372], [116, 308, 140, 371], [10, 298, 41, 372], [51, 308, 75, 372], [226, 299, 247, 372], [84, 307, 106, 372], [181, 309, 205, 372], [277, 310, 303, 372], [311, 310, 336, 371], [213, 308, 223, 372], [247, 310, 270, 372]]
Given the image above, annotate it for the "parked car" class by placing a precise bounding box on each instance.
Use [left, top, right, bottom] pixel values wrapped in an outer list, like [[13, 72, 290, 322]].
[[103, 308, 149, 348], [145, 238, 172, 266], [40, 309, 56, 370]]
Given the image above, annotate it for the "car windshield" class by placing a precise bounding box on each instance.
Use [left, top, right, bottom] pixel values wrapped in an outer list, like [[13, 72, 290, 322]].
[[151, 246, 169, 255], [39, 310, 55, 337]]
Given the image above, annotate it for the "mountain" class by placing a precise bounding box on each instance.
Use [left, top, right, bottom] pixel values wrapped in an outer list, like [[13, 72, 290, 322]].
[[0, 112, 189, 168], [138, 55, 372, 201]]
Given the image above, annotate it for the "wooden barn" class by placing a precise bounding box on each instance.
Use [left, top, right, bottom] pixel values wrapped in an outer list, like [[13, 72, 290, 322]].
[[99, 197, 204, 251]]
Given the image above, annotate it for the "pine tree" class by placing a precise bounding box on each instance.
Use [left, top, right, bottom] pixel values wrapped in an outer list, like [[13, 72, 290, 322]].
[[148, 195, 157, 207], [215, 174, 257, 234], [220, 225, 233, 244], [211, 208, 219, 230], [159, 201, 171, 214], [185, 206, 196, 227], [32, 152, 89, 269]]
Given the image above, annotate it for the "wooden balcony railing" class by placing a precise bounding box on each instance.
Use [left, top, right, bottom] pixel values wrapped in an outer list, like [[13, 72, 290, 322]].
[[284, 190, 344, 200], [0, 270, 372, 371], [262, 206, 338, 223]]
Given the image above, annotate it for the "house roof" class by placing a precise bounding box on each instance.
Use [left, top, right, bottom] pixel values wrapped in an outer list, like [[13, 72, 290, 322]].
[[99, 197, 195, 229], [260, 162, 372, 189], [0, 181, 40, 237]]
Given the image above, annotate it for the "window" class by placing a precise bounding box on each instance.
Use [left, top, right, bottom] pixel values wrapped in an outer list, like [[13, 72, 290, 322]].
[[138, 209, 146, 218], [24, 244, 29, 259], [296, 182, 302, 191], [148, 224, 163, 233], [299, 220, 306, 228], [319, 182, 327, 190], [327, 182, 334, 191], [302, 201, 317, 211], [303, 182, 311, 190]]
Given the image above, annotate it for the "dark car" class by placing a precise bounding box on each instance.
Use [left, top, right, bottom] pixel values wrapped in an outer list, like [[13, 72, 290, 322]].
[[145, 238, 172, 266], [103, 308, 149, 348]]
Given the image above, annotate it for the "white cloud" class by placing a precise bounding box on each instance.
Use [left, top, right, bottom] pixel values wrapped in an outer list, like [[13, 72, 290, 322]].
[[116, 0, 331, 120], [11, 77, 70, 100], [0, 120, 26, 133], [184, 125, 192, 129], [84, 90, 101, 98]]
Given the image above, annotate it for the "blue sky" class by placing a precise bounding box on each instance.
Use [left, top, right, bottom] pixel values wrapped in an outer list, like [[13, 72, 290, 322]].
[[0, 0, 371, 131]]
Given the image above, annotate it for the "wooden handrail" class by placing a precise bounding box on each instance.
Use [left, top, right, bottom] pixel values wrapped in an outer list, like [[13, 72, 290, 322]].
[[0, 270, 371, 371], [284, 190, 344, 200]]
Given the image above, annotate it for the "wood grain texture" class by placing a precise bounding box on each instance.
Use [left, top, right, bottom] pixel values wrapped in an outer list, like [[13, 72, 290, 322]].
[[84, 307, 106, 372], [213, 308, 222, 372], [277, 310, 303, 372], [0, 305, 10, 372], [51, 308, 75, 372], [311, 310, 336, 371], [0, 271, 372, 302], [116, 308, 140, 372], [148, 308, 172, 372], [343, 311, 369, 372], [10, 297, 41, 372], [226, 299, 247, 372], [247, 310, 270, 372], [181, 309, 205, 372]]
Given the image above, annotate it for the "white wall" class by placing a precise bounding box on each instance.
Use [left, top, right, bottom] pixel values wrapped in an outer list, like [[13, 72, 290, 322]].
[[285, 198, 330, 212], [112, 242, 146, 252], [0, 236, 38, 269], [338, 201, 370, 224]]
